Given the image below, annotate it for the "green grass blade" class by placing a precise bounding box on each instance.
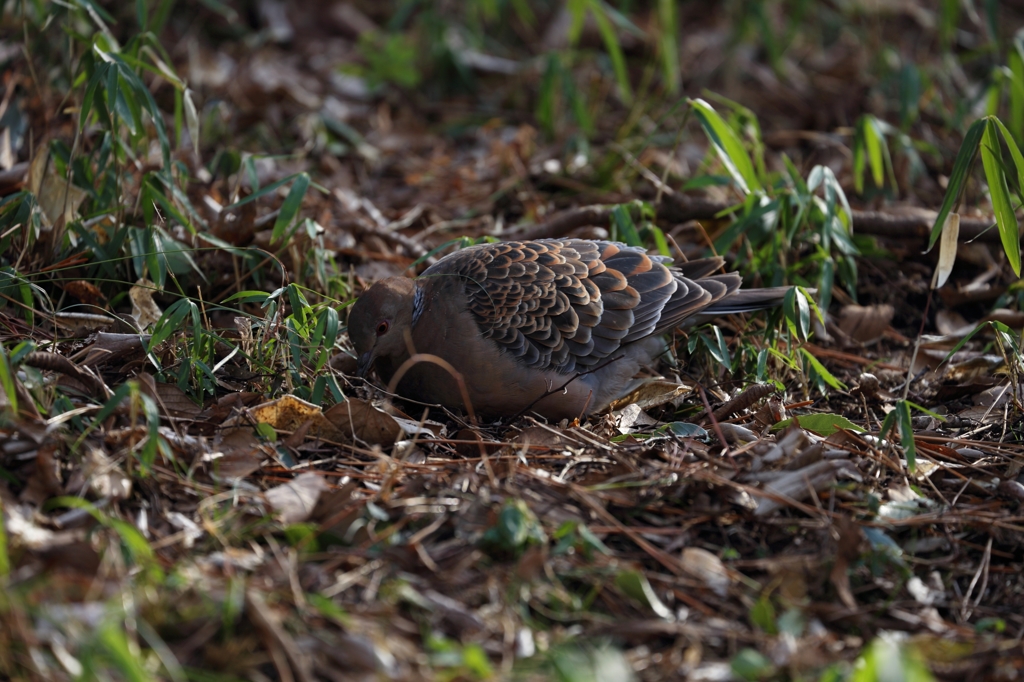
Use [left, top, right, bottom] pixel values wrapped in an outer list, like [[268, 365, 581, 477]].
[[690, 98, 761, 194], [657, 0, 680, 95], [991, 117, 1024, 201], [223, 172, 301, 211], [930, 118, 985, 250], [895, 400, 917, 472], [587, 0, 632, 102], [0, 345, 16, 416], [536, 54, 558, 136], [611, 204, 642, 246], [799, 348, 846, 391], [852, 120, 867, 194], [980, 120, 1020, 275], [783, 287, 810, 339], [271, 172, 311, 245], [1009, 36, 1024, 145], [863, 116, 885, 189]]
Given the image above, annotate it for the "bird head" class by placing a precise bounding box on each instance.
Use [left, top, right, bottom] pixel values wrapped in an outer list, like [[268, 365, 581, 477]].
[[348, 277, 417, 378]]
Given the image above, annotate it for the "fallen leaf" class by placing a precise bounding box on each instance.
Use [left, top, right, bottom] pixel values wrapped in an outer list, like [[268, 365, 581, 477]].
[[130, 279, 163, 330], [265, 472, 327, 524], [80, 447, 132, 500], [837, 304, 894, 344], [609, 379, 688, 412], [29, 141, 88, 229], [324, 398, 401, 445], [680, 547, 731, 598]]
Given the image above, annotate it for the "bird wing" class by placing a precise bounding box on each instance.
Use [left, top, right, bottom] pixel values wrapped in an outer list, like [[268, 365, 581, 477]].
[[421, 238, 745, 374]]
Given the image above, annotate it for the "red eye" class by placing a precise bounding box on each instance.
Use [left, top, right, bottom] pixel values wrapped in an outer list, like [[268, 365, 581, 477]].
[[376, 321, 389, 336]]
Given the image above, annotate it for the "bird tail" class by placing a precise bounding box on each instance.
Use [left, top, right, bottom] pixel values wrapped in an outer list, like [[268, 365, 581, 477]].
[[702, 286, 794, 316]]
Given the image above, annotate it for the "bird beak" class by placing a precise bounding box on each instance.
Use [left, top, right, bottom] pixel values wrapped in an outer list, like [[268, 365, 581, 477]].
[[356, 350, 375, 378]]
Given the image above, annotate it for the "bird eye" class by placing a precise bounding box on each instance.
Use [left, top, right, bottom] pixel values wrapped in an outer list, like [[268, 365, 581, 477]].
[[376, 321, 389, 336]]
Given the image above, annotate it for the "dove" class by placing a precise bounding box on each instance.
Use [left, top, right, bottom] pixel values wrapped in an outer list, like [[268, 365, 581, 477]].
[[348, 238, 792, 420]]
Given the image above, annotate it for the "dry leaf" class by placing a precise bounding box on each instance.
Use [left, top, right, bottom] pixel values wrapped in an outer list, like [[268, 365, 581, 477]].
[[829, 517, 862, 609], [680, 547, 731, 598], [934, 310, 974, 336], [837, 304, 894, 344], [248, 394, 335, 435], [209, 427, 267, 481], [614, 403, 658, 434], [81, 447, 132, 500], [324, 398, 402, 445], [29, 141, 88, 229], [933, 212, 960, 289], [609, 379, 688, 412], [137, 373, 202, 419], [265, 472, 326, 524], [129, 279, 163, 330]]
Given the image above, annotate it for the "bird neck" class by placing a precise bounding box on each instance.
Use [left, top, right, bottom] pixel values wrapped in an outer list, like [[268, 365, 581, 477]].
[[411, 281, 426, 327]]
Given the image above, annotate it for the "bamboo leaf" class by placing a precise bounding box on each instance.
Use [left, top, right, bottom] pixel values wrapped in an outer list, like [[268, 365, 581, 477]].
[[933, 212, 960, 289], [799, 348, 846, 391], [783, 287, 810, 339], [183, 88, 199, 157], [690, 98, 762, 194], [864, 116, 885, 189], [223, 172, 302, 211], [895, 400, 917, 472], [980, 120, 1021, 275], [930, 119, 985, 250], [991, 117, 1024, 202], [1009, 36, 1024, 145]]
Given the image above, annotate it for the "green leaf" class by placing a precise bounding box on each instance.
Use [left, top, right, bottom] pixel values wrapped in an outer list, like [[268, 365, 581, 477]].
[[99, 621, 151, 682], [615, 569, 672, 619], [271, 172, 311, 245], [980, 120, 1021, 276], [731, 648, 776, 681], [647, 224, 671, 256], [222, 290, 270, 304], [587, 0, 632, 102], [148, 298, 194, 352], [656, 0, 680, 94], [183, 88, 200, 157], [799, 348, 846, 391], [611, 204, 642, 246], [991, 117, 1024, 204], [818, 257, 835, 314], [223, 171, 303, 211], [755, 348, 768, 381], [80, 62, 109, 131], [852, 637, 936, 682], [567, 0, 587, 42], [0, 345, 16, 415], [930, 118, 986, 250], [1009, 38, 1024, 145], [749, 595, 777, 634], [536, 54, 558, 136], [867, 117, 886, 189], [661, 422, 708, 438], [690, 98, 762, 194], [481, 499, 546, 554], [772, 413, 866, 436], [895, 400, 917, 472], [783, 287, 810, 339], [700, 327, 732, 368], [110, 54, 171, 168]]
